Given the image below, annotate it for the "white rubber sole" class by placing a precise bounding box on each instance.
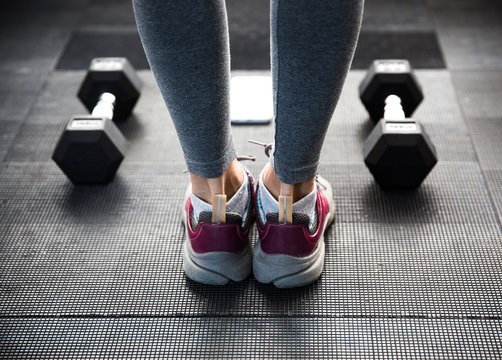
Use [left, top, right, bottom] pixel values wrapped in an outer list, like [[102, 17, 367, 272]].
[[181, 186, 252, 285], [253, 176, 335, 288], [183, 239, 252, 285], [253, 238, 326, 288]]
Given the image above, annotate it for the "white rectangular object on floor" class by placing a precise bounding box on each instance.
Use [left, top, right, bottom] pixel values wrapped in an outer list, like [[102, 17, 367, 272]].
[[230, 75, 273, 124]]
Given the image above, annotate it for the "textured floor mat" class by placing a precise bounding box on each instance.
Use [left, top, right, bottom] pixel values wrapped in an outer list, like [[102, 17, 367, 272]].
[[0, 70, 501, 359]]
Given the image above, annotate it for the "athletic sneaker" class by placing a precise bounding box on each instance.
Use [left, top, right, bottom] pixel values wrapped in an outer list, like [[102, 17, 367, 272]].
[[181, 165, 255, 285], [253, 171, 335, 288]]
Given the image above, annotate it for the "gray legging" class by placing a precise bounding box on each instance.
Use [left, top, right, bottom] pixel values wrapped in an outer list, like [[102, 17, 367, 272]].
[[133, 0, 363, 184]]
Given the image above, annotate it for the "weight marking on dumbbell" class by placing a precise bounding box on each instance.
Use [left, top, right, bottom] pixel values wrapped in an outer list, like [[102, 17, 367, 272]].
[[69, 119, 104, 130], [385, 123, 418, 132], [375, 60, 410, 73], [92, 58, 124, 71]]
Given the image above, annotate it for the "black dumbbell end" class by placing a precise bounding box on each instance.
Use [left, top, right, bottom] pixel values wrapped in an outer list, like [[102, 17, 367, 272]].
[[359, 59, 424, 122], [363, 119, 437, 188], [52, 116, 128, 185], [78, 58, 142, 122]]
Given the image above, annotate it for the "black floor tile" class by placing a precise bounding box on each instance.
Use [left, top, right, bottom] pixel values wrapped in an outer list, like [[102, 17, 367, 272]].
[[318, 162, 498, 225], [0, 28, 70, 73], [484, 170, 502, 224], [362, 0, 435, 32], [372, 319, 502, 359], [227, 0, 271, 70], [0, 121, 23, 162], [354, 221, 502, 317], [55, 30, 149, 70], [352, 31, 445, 69], [427, 0, 502, 7], [0, 9, 80, 28], [79, 1, 137, 26], [452, 71, 502, 119], [0, 318, 375, 359], [0, 10, 80, 74], [466, 118, 502, 170], [57, 30, 445, 71], [1, 317, 501, 359], [427, 0, 502, 70], [0, 0, 90, 10], [0, 72, 47, 122]]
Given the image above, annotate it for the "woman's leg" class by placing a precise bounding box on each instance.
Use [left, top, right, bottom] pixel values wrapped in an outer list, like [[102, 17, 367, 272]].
[[264, 0, 364, 199], [134, 0, 254, 285], [132, 0, 241, 202], [254, 0, 364, 287]]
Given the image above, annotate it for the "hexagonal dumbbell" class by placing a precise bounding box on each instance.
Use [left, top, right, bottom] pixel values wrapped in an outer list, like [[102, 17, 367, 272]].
[[52, 58, 142, 185], [359, 59, 424, 122], [359, 59, 438, 188]]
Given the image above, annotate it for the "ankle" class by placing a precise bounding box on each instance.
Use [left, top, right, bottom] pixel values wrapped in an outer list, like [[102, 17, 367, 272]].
[[262, 163, 315, 203], [190, 159, 244, 204]]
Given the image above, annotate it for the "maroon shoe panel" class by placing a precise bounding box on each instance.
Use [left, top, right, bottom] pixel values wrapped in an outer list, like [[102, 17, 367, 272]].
[[185, 175, 255, 254], [257, 189, 331, 257], [190, 223, 249, 253]]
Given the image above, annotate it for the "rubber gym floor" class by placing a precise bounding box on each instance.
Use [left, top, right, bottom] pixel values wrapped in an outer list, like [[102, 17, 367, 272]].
[[1, 0, 501, 358]]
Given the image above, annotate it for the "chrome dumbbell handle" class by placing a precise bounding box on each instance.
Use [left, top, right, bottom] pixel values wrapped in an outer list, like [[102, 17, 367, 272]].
[[91, 92, 116, 120], [383, 94, 406, 121]]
